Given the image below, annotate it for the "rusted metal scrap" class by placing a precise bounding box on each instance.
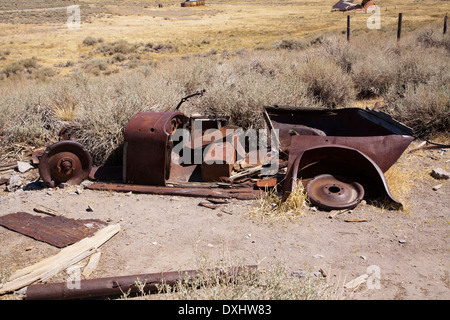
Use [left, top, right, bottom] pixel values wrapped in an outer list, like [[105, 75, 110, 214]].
[[264, 106, 414, 210], [35, 91, 413, 212], [0, 212, 107, 248], [38, 140, 92, 188], [25, 265, 257, 300], [201, 141, 236, 182], [87, 182, 262, 200], [123, 111, 190, 186], [36, 91, 261, 197]]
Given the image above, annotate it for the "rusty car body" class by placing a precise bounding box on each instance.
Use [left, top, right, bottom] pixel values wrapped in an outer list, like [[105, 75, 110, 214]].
[[37, 91, 414, 210], [264, 106, 414, 210]]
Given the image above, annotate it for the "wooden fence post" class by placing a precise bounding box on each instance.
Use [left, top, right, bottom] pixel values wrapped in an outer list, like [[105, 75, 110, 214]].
[[347, 15, 350, 42], [397, 13, 403, 42], [444, 13, 448, 35]]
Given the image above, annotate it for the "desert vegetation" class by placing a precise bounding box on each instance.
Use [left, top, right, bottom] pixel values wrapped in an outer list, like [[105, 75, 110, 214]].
[[1, 24, 448, 165]]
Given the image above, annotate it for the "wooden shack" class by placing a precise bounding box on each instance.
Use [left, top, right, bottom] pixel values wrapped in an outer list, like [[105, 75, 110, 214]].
[[181, 0, 205, 7]]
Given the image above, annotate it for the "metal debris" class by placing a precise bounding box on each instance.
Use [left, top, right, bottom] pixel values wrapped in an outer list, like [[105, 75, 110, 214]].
[[35, 97, 413, 212], [25, 265, 257, 300], [87, 182, 262, 200], [201, 141, 236, 182], [265, 106, 413, 210], [0, 212, 107, 248], [38, 140, 92, 188]]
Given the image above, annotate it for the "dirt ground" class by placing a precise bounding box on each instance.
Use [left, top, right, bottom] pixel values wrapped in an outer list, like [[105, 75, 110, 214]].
[[0, 139, 448, 300]]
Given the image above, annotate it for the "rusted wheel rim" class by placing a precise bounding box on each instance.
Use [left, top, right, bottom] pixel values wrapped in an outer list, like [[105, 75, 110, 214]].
[[306, 174, 364, 210], [39, 141, 92, 188]]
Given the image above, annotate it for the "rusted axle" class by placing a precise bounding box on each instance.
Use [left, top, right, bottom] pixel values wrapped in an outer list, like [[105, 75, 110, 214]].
[[25, 265, 257, 300]]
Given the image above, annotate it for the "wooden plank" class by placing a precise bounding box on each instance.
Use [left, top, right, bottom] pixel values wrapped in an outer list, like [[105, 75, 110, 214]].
[[0, 224, 120, 295], [0, 163, 17, 172], [33, 205, 64, 217], [82, 250, 101, 279]]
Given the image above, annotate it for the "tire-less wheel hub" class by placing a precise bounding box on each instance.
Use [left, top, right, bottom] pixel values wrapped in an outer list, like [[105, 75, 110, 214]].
[[39, 141, 92, 188], [306, 174, 365, 210]]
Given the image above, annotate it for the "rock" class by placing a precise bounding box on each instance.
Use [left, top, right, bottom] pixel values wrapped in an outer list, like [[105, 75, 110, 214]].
[[291, 269, 308, 278], [432, 184, 443, 191], [292, 269, 327, 278], [80, 180, 94, 188], [313, 254, 324, 259], [86, 205, 94, 212], [17, 161, 33, 173], [7, 175, 22, 192], [398, 239, 406, 244], [58, 182, 70, 189], [431, 168, 450, 180]]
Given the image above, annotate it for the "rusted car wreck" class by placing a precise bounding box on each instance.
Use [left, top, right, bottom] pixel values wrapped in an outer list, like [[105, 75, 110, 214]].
[[265, 106, 413, 210], [37, 93, 413, 211]]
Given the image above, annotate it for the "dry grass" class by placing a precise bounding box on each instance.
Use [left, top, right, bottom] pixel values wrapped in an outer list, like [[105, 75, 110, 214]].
[[247, 181, 309, 225], [1, 0, 449, 72], [152, 262, 341, 300], [383, 164, 415, 213], [123, 247, 341, 300]]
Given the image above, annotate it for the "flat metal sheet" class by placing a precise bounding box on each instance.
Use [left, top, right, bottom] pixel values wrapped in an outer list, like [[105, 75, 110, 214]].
[[0, 212, 108, 248]]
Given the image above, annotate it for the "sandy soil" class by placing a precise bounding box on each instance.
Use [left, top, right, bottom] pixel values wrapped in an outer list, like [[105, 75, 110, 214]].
[[0, 140, 448, 300]]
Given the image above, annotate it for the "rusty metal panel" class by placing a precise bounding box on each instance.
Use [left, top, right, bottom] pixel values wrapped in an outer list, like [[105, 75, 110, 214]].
[[256, 177, 277, 189], [123, 112, 189, 186], [0, 212, 107, 248], [201, 142, 236, 182], [264, 106, 413, 155], [282, 144, 403, 210], [285, 135, 413, 173]]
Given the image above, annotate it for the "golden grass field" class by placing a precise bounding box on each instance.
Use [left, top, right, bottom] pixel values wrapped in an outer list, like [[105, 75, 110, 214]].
[[0, 0, 449, 73]]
